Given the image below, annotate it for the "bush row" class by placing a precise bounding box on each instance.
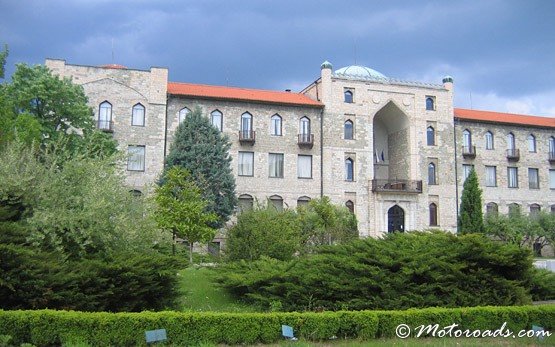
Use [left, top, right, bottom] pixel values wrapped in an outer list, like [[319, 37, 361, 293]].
[[1, 305, 553, 346]]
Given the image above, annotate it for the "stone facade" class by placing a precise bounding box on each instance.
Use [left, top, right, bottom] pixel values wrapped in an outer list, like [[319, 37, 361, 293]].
[[44, 58, 555, 244]]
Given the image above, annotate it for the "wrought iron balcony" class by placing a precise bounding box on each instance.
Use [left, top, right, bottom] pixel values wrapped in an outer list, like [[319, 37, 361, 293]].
[[372, 179, 423, 194], [549, 151, 555, 163], [462, 145, 476, 159], [238, 130, 255, 145], [97, 120, 113, 132], [506, 149, 520, 161], [298, 134, 314, 149]]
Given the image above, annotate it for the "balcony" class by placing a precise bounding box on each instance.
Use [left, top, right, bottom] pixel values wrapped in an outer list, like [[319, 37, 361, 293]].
[[549, 152, 555, 164], [238, 130, 255, 145], [506, 149, 520, 161], [298, 133, 314, 149], [462, 145, 476, 159], [371, 179, 423, 194], [97, 120, 113, 132]]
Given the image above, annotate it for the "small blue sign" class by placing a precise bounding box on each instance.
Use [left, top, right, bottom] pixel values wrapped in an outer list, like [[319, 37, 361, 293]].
[[145, 329, 167, 344], [532, 325, 545, 341], [282, 325, 294, 338]]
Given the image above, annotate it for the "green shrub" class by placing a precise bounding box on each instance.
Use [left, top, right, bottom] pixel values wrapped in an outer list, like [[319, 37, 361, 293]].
[[0, 306, 553, 346], [218, 231, 533, 311], [530, 268, 555, 301]]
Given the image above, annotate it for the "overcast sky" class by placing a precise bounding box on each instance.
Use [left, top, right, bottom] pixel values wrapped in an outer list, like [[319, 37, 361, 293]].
[[1, 0, 554, 116]]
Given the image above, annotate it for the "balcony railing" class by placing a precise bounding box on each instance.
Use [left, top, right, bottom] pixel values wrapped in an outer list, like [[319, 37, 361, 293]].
[[239, 130, 255, 145], [462, 145, 476, 159], [549, 151, 555, 163], [298, 133, 314, 149], [371, 179, 423, 194], [506, 148, 520, 161], [97, 120, 113, 132]]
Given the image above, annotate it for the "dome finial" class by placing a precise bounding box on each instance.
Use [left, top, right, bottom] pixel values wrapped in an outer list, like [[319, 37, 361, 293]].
[[321, 60, 333, 70], [443, 75, 453, 83]]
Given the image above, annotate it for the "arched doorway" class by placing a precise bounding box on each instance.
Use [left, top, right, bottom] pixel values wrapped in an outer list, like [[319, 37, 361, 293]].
[[388, 205, 404, 233]]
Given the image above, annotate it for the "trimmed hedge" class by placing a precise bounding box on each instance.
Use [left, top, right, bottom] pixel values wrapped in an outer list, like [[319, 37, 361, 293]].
[[0, 305, 553, 346]]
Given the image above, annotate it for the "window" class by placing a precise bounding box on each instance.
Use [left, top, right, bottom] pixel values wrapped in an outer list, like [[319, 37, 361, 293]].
[[463, 129, 472, 148], [462, 164, 474, 182], [429, 203, 438, 226], [550, 137, 555, 155], [345, 158, 354, 181], [550, 169, 555, 189], [530, 204, 541, 216], [425, 96, 435, 110], [268, 153, 284, 178], [428, 163, 437, 185], [528, 168, 539, 189], [131, 103, 145, 126], [269, 195, 284, 211], [344, 120, 354, 140], [98, 101, 112, 130], [508, 167, 518, 188], [238, 194, 254, 212], [297, 196, 311, 207], [271, 114, 282, 136], [551, 205, 555, 214], [485, 131, 494, 150], [486, 202, 498, 217], [507, 133, 515, 150], [238, 151, 254, 176], [241, 112, 253, 133], [508, 203, 520, 216], [129, 189, 143, 197], [344, 89, 353, 103], [300, 117, 310, 135], [485, 166, 497, 187], [427, 126, 435, 146], [528, 134, 536, 152], [211, 110, 223, 131], [179, 107, 190, 123], [297, 155, 312, 178], [127, 145, 145, 171], [345, 200, 354, 213]]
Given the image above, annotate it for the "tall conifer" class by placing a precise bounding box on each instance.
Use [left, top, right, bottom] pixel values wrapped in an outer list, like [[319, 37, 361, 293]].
[[459, 169, 484, 233]]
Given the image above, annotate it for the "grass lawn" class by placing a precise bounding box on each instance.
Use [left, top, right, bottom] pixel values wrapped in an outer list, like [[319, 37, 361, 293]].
[[176, 266, 258, 312]]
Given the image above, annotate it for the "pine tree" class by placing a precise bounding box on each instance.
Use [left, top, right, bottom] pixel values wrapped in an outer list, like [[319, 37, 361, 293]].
[[459, 169, 484, 233], [164, 107, 236, 227]]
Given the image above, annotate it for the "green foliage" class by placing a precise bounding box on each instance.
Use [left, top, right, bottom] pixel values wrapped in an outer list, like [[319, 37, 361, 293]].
[[459, 169, 484, 233], [530, 268, 555, 301], [155, 166, 217, 263], [217, 232, 533, 311], [0, 306, 553, 345], [0, 43, 7, 79], [226, 203, 302, 261], [165, 107, 236, 227]]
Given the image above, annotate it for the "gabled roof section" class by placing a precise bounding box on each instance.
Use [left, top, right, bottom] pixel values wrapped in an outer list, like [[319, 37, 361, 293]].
[[455, 108, 555, 129], [167, 82, 323, 108]]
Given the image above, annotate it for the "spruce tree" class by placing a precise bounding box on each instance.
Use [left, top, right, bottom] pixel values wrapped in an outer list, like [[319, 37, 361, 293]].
[[459, 169, 484, 233], [165, 107, 236, 227]]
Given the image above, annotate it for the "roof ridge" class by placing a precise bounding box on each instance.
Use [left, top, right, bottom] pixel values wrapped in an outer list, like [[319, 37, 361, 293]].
[[168, 81, 305, 95], [455, 107, 554, 119]]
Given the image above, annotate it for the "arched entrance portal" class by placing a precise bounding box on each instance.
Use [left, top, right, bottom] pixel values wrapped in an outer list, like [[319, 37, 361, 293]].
[[388, 205, 405, 233]]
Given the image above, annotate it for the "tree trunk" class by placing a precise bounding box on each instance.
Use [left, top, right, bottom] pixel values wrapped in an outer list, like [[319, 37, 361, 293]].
[[189, 241, 193, 265]]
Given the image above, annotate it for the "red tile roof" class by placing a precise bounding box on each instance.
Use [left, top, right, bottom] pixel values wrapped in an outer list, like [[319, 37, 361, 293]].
[[167, 82, 323, 108], [455, 108, 555, 129]]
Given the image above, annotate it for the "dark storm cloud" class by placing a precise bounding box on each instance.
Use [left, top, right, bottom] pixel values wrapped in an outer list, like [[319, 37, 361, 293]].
[[1, 0, 554, 115]]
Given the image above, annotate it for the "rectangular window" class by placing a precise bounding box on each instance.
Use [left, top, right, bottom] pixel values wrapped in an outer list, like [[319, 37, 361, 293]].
[[528, 168, 539, 189], [238, 152, 254, 176], [297, 155, 312, 178], [508, 167, 518, 188], [462, 164, 474, 182], [127, 145, 145, 171], [485, 166, 497, 187], [268, 153, 284, 178], [550, 170, 555, 189]]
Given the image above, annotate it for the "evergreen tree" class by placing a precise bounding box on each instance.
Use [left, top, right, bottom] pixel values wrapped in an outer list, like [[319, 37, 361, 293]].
[[165, 107, 236, 227], [459, 169, 484, 233]]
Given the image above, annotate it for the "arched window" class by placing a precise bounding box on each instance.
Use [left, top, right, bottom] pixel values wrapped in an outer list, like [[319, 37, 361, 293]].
[[345, 200, 354, 213], [238, 194, 254, 212], [427, 126, 435, 146], [297, 196, 311, 207], [549, 137, 555, 156], [528, 134, 536, 152], [271, 114, 282, 136], [300, 117, 310, 135], [241, 112, 253, 136], [485, 131, 494, 150], [344, 120, 354, 140], [486, 202, 498, 217], [269, 195, 284, 211], [508, 203, 520, 217], [429, 203, 438, 226], [210, 110, 223, 131], [131, 103, 145, 126], [344, 90, 353, 103], [129, 189, 143, 197], [463, 129, 472, 148], [507, 133, 515, 150], [98, 101, 112, 130], [178, 107, 190, 123], [345, 158, 354, 181], [530, 204, 541, 216], [425, 96, 435, 110], [428, 163, 437, 185]]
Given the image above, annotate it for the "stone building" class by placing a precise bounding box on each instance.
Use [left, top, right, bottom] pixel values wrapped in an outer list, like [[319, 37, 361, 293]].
[[45, 58, 555, 243]]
